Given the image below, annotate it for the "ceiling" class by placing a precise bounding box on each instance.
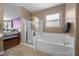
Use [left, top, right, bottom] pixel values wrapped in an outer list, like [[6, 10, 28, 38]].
[[14, 3, 63, 13], [4, 4, 20, 20]]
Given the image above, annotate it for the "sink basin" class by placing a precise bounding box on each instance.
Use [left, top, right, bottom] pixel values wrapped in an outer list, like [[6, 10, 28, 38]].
[[0, 33, 3, 38]]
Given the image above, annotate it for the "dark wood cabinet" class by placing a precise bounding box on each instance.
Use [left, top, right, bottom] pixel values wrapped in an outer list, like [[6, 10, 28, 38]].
[[3, 33, 20, 50]]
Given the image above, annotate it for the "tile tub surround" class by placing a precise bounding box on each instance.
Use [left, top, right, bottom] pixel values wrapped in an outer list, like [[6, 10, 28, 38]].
[[2, 44, 49, 56]]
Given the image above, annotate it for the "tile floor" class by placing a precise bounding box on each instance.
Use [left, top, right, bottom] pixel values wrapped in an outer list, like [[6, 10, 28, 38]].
[[2, 44, 50, 56]]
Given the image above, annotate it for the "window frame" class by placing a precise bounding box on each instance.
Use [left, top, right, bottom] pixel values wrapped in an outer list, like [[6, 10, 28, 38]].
[[45, 13, 61, 28]]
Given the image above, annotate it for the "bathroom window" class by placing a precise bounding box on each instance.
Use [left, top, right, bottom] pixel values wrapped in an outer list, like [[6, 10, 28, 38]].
[[46, 13, 60, 27]]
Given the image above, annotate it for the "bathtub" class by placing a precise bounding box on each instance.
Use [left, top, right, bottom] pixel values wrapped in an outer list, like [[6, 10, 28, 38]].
[[33, 33, 75, 56]]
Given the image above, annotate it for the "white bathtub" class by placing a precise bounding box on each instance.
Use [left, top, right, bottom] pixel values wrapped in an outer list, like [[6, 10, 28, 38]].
[[33, 33, 75, 56]]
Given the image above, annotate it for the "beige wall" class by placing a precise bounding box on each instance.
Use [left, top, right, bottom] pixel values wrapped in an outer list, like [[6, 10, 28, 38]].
[[65, 3, 79, 56], [20, 7, 32, 20], [33, 4, 76, 37], [76, 3, 79, 56], [65, 4, 77, 55], [0, 3, 3, 52], [33, 4, 65, 33], [65, 3, 76, 37], [0, 4, 3, 33]]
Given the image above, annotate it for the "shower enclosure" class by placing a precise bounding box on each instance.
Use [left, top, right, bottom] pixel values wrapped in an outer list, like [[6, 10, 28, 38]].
[[21, 18, 33, 45]]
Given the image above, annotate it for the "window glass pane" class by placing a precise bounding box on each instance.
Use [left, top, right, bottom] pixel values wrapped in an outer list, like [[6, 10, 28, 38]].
[[46, 13, 59, 21], [46, 13, 60, 27], [46, 21, 59, 27]]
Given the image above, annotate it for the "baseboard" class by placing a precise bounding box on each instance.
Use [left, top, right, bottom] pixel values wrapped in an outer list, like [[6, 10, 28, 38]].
[[0, 51, 4, 55]]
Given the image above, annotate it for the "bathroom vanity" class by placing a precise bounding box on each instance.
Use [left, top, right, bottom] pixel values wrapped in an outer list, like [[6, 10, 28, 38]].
[[3, 32, 20, 50]]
